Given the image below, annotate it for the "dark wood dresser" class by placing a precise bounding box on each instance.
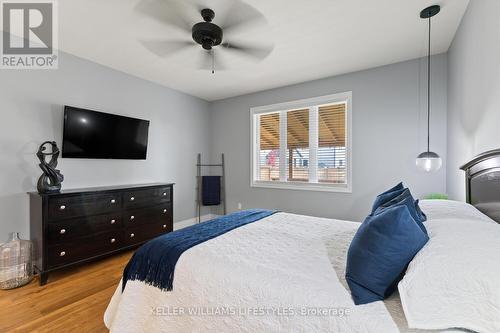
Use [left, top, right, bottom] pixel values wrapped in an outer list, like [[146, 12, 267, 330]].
[[28, 183, 174, 285]]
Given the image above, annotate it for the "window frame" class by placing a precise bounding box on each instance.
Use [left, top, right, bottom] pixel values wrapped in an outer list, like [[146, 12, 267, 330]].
[[250, 91, 352, 193]]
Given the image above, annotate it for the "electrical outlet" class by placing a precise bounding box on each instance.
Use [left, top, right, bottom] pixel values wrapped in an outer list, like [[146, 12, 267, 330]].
[[237, 203, 242, 210]]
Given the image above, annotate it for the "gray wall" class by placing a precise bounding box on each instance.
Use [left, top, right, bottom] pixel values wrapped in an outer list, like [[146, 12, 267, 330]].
[[210, 55, 448, 222], [447, 0, 500, 201], [0, 50, 450, 240], [0, 52, 211, 240]]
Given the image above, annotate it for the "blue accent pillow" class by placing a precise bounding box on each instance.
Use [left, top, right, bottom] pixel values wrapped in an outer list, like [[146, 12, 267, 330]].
[[375, 189, 427, 234], [346, 205, 429, 305], [371, 182, 405, 213]]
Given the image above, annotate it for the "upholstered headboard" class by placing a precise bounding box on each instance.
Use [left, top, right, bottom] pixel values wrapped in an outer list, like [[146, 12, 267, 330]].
[[461, 149, 500, 223]]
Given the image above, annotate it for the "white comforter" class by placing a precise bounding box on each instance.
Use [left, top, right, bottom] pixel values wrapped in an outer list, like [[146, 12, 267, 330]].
[[104, 213, 399, 332]]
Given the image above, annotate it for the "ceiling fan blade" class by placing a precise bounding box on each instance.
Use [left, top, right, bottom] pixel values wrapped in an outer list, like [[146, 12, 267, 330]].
[[140, 39, 194, 57], [221, 41, 273, 60], [217, 1, 266, 35], [197, 50, 226, 73], [135, 0, 192, 33]]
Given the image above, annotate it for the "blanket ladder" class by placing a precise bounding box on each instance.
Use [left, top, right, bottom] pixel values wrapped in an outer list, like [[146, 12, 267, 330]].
[[196, 153, 226, 223]]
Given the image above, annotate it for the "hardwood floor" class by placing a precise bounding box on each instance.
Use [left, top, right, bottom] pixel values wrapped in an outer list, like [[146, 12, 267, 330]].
[[0, 251, 134, 333]]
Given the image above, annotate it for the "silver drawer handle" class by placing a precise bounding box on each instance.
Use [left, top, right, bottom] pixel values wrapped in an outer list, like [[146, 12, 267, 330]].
[[130, 233, 135, 238], [130, 196, 135, 201], [130, 215, 135, 221], [110, 238, 116, 243], [59, 229, 66, 234], [60, 251, 66, 257], [162, 192, 167, 196], [163, 209, 167, 213], [59, 205, 66, 210], [162, 224, 167, 229], [110, 199, 116, 204], [110, 219, 116, 224]]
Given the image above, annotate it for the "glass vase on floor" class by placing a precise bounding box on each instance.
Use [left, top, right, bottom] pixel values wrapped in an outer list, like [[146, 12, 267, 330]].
[[0, 232, 33, 289]]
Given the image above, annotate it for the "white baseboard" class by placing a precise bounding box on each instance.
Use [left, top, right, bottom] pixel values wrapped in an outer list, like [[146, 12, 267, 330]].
[[174, 214, 219, 230]]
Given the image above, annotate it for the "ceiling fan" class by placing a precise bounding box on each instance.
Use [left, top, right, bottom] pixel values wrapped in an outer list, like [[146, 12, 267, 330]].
[[136, 0, 274, 73]]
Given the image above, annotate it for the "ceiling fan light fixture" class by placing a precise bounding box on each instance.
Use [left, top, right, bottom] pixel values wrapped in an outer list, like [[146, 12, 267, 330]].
[[202, 40, 213, 50]]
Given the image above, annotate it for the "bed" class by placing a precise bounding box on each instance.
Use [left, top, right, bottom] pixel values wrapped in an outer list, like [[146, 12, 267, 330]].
[[461, 148, 500, 223], [104, 153, 500, 333]]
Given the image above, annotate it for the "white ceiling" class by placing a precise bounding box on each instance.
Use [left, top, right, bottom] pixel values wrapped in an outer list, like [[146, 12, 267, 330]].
[[58, 0, 469, 101]]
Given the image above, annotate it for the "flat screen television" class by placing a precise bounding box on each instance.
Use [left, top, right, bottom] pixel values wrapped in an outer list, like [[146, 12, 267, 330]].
[[62, 106, 150, 159]]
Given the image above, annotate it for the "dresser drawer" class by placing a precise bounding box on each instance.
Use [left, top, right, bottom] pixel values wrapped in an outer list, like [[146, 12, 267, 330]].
[[48, 193, 121, 221], [122, 186, 171, 209], [47, 231, 122, 268], [47, 213, 122, 243], [123, 204, 172, 227], [124, 223, 171, 246]]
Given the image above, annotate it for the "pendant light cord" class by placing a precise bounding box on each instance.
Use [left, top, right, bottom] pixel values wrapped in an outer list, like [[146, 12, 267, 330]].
[[427, 14, 431, 152]]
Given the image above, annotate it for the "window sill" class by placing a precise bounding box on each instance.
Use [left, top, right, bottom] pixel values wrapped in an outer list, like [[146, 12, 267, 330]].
[[251, 181, 352, 193]]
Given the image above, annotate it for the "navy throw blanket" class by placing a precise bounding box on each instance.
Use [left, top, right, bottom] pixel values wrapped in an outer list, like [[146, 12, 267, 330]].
[[122, 209, 277, 292], [202, 176, 221, 206]]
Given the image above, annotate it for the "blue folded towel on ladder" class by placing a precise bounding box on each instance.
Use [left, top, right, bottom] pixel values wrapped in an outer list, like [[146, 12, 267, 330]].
[[202, 176, 221, 206]]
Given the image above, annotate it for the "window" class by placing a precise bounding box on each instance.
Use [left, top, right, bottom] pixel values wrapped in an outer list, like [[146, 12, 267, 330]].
[[251, 92, 352, 192]]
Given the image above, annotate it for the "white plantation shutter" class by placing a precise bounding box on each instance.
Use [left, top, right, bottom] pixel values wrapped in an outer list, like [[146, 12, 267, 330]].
[[318, 103, 346, 184], [252, 92, 351, 192], [258, 112, 280, 182], [287, 109, 309, 182]]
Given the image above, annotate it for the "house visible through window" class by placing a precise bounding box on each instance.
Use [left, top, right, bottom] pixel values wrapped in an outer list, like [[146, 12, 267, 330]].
[[251, 92, 351, 192]]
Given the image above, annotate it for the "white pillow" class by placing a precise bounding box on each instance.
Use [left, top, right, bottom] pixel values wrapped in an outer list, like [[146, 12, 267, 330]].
[[419, 199, 494, 223], [398, 219, 500, 333]]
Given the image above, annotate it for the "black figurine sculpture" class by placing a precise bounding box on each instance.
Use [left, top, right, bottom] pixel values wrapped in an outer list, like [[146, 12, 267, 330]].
[[36, 141, 64, 193]]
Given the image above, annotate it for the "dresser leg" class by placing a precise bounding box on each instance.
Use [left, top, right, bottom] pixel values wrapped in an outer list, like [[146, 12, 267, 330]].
[[39, 272, 48, 286]]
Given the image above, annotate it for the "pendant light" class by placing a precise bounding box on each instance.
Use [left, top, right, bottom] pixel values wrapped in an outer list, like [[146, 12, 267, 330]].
[[416, 5, 442, 173]]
